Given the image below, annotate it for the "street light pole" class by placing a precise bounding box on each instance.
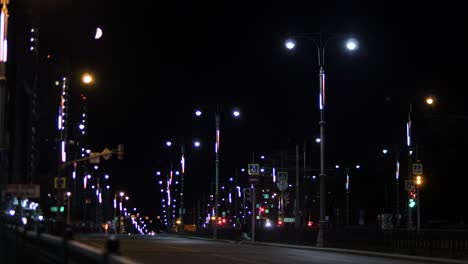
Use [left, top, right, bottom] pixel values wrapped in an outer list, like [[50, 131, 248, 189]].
[[285, 33, 358, 247], [214, 112, 220, 239], [317, 36, 328, 248], [407, 104, 413, 229], [180, 144, 185, 232], [119, 192, 124, 234]]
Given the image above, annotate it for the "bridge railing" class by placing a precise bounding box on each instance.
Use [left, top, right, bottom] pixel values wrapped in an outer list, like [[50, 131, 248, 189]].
[[0, 221, 140, 264], [189, 225, 468, 259]]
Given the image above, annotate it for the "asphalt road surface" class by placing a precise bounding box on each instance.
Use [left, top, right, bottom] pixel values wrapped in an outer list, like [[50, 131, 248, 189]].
[[76, 233, 463, 264]]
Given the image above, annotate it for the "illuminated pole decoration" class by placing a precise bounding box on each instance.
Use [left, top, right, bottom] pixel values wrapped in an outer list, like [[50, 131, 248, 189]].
[[0, 0, 8, 69], [407, 104, 413, 228], [56, 76, 69, 226], [0, 0, 8, 149], [179, 144, 185, 232], [214, 112, 220, 239]]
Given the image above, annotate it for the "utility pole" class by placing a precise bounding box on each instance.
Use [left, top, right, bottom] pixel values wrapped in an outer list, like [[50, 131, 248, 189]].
[[407, 104, 413, 229], [251, 184, 256, 242], [295, 145, 300, 228]]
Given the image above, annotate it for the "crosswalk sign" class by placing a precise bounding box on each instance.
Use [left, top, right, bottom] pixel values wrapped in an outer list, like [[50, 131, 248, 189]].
[[278, 171, 288, 182], [248, 164, 259, 175], [412, 163, 423, 175], [54, 177, 66, 189]]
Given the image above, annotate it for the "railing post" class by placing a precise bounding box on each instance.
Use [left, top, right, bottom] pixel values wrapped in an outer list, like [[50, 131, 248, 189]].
[[104, 234, 120, 263], [62, 227, 73, 263]]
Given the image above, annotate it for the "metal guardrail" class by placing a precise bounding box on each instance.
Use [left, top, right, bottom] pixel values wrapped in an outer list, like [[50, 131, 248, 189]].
[[0, 222, 141, 264]]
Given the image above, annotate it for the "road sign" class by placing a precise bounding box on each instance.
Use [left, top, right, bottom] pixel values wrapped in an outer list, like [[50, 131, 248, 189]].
[[249, 176, 259, 184], [101, 148, 112, 160], [278, 171, 288, 182], [248, 163, 259, 175], [276, 182, 288, 191], [54, 177, 66, 189], [412, 163, 423, 175], [6, 184, 40, 198], [405, 180, 415, 191]]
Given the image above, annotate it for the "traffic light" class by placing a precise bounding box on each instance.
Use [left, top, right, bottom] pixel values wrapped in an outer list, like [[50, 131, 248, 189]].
[[409, 198, 416, 208], [117, 144, 124, 160], [259, 206, 265, 215], [409, 188, 416, 199], [245, 188, 252, 203]]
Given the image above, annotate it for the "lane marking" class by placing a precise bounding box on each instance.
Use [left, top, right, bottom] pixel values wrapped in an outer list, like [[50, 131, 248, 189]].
[[211, 253, 268, 264], [166, 245, 201, 253]]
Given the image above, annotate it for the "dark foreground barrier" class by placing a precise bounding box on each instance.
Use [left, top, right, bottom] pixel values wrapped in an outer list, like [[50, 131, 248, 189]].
[[0, 222, 140, 264], [191, 225, 468, 260]]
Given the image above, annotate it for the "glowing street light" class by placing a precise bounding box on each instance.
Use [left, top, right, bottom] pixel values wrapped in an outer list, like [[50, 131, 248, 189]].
[[81, 73, 94, 85]]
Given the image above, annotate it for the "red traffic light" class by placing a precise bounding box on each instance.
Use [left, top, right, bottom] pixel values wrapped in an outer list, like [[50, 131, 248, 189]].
[[307, 220, 314, 227]]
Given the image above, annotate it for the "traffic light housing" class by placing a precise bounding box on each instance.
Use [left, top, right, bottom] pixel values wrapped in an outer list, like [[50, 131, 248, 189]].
[[245, 187, 252, 203], [117, 144, 124, 160]]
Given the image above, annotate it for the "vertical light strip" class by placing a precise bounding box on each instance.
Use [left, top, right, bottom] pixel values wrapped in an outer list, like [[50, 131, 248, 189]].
[[0, 12, 5, 62], [72, 162, 76, 179], [396, 161, 400, 180], [229, 192, 232, 204], [61, 141, 66, 162], [181, 154, 185, 174], [57, 109, 62, 129], [113, 198, 116, 209], [319, 71, 325, 110], [321, 72, 326, 109], [167, 180, 171, 206], [406, 122, 411, 147], [236, 186, 241, 197], [272, 167, 276, 183], [346, 173, 349, 190], [216, 128, 220, 153]]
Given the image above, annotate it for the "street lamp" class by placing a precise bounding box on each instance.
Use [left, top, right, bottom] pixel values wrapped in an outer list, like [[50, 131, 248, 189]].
[[335, 164, 360, 226], [165, 138, 201, 232], [285, 33, 358, 247], [194, 107, 241, 239]]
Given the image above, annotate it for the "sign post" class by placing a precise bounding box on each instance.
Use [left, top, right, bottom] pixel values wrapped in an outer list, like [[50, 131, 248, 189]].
[[248, 163, 260, 242]]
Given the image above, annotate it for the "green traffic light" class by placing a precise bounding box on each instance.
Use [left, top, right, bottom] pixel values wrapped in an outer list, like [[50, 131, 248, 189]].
[[409, 199, 416, 208]]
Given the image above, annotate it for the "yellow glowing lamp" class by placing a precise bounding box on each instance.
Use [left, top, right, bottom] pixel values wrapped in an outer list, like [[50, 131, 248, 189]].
[[416, 175, 422, 185]]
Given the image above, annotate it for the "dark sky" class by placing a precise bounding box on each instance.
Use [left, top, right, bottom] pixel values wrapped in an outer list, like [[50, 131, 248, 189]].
[[23, 1, 468, 222]]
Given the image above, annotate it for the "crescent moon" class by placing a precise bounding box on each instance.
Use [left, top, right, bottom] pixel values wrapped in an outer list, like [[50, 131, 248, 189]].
[[95, 27, 103, 39]]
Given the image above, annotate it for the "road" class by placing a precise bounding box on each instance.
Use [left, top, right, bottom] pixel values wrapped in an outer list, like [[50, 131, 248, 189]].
[[76, 233, 462, 264]]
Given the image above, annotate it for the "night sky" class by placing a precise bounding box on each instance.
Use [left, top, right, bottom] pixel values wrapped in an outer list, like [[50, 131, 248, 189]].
[[19, 1, 468, 223]]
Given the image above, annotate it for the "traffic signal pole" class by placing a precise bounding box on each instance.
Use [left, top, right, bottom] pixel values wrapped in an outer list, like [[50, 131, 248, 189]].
[[251, 184, 256, 242]]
